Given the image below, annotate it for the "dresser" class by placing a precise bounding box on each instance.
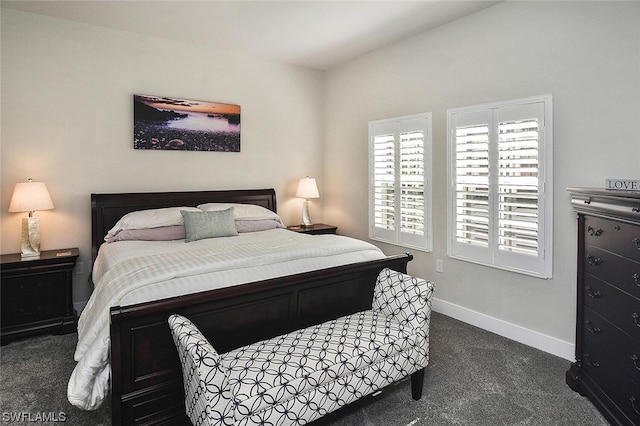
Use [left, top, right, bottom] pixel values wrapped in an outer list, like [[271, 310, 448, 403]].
[[566, 188, 640, 426], [1, 248, 79, 345]]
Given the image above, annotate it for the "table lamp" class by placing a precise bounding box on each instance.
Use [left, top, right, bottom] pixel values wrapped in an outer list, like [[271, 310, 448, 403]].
[[8, 179, 55, 258], [295, 177, 319, 227]]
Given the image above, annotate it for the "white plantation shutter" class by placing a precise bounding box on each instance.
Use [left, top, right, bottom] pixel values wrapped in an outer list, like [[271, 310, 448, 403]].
[[369, 113, 432, 252], [448, 96, 552, 278], [372, 128, 396, 236], [455, 120, 491, 249]]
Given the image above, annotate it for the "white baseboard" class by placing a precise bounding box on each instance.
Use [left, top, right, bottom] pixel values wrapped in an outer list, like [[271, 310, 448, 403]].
[[432, 297, 575, 361]]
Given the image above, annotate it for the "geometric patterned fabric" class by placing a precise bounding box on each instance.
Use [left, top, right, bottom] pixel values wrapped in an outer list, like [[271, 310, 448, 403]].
[[168, 268, 435, 426]]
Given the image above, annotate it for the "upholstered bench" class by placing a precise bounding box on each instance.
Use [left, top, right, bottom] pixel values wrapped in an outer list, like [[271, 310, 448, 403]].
[[168, 268, 435, 426]]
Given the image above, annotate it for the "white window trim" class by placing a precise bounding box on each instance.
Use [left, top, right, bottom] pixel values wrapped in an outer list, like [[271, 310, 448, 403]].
[[446, 95, 553, 278], [369, 112, 433, 252]]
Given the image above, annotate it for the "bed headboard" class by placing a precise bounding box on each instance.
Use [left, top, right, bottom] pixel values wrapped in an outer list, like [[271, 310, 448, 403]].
[[91, 188, 277, 263]]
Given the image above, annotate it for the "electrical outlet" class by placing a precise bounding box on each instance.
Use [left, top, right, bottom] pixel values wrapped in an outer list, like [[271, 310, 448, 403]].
[[436, 259, 443, 273]]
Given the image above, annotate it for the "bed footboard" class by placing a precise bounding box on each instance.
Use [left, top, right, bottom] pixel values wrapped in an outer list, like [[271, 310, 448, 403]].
[[110, 253, 412, 425]]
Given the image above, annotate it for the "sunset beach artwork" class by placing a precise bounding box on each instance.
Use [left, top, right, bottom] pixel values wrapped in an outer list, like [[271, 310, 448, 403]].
[[133, 94, 241, 152]]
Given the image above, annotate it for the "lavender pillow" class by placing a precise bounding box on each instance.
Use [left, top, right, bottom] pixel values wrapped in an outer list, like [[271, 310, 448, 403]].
[[106, 206, 200, 238], [235, 219, 284, 233], [105, 225, 186, 243]]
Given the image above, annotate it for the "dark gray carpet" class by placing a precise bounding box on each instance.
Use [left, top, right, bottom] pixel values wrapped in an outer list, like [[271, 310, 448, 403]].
[[0, 312, 608, 425]]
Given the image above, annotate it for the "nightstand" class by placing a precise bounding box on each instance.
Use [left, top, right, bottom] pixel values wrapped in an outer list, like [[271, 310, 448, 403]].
[[287, 223, 338, 235], [1, 248, 79, 345]]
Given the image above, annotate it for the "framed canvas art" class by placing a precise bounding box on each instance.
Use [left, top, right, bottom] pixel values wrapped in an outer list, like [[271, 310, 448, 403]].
[[133, 94, 241, 152]]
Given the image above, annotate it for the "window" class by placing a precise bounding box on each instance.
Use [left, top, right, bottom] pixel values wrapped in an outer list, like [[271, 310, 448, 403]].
[[369, 113, 432, 252], [447, 95, 553, 278]]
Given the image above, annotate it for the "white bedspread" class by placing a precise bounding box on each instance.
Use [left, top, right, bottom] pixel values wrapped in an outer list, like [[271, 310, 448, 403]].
[[67, 229, 385, 410]]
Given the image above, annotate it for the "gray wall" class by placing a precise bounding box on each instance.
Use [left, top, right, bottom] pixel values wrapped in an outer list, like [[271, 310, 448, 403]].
[[323, 1, 640, 359]]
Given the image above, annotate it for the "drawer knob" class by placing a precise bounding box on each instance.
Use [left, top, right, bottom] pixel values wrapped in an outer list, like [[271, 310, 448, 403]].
[[587, 226, 603, 236], [633, 206, 640, 213], [585, 320, 601, 333], [586, 254, 603, 266], [632, 396, 640, 415], [632, 354, 640, 371], [19, 305, 43, 317], [583, 353, 600, 368], [585, 285, 602, 299], [633, 313, 640, 328]]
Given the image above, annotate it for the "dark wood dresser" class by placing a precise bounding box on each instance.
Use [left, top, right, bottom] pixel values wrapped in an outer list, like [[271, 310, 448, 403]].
[[566, 188, 640, 426], [1, 248, 79, 345]]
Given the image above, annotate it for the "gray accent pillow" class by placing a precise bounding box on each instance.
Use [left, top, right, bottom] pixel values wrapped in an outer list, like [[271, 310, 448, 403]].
[[181, 208, 238, 242]]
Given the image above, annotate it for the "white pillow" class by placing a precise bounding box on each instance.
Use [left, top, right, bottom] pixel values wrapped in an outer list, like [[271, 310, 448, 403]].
[[197, 203, 282, 222], [106, 206, 200, 238]]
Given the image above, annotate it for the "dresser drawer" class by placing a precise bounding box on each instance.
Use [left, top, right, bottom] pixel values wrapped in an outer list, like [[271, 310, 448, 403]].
[[584, 245, 640, 299], [583, 307, 640, 385], [584, 275, 640, 342], [582, 337, 640, 426], [585, 216, 640, 262]]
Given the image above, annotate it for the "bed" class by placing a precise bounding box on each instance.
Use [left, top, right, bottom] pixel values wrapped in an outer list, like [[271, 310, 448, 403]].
[[70, 188, 413, 425]]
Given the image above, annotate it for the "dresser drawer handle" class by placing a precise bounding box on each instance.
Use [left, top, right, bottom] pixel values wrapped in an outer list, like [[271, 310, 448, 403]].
[[586, 254, 603, 266], [587, 226, 603, 236], [633, 313, 640, 328], [631, 396, 640, 415], [583, 353, 600, 368], [585, 286, 602, 299], [634, 273, 640, 287], [633, 206, 640, 213], [585, 320, 601, 333], [632, 354, 640, 371], [634, 237, 640, 251]]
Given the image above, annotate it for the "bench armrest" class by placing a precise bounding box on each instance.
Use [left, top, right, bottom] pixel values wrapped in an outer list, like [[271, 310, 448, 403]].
[[372, 268, 435, 334], [168, 314, 234, 425]]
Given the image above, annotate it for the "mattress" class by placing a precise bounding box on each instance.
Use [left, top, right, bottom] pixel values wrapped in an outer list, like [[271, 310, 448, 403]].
[[68, 228, 385, 410]]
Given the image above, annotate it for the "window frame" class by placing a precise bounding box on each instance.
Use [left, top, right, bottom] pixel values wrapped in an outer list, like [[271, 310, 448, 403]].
[[368, 112, 433, 252], [446, 95, 553, 278]]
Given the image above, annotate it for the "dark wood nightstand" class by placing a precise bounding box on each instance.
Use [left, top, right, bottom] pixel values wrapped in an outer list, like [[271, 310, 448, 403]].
[[1, 248, 79, 345], [287, 223, 338, 235]]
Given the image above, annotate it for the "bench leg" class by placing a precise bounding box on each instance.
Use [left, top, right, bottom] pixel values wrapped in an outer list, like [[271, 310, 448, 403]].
[[411, 368, 425, 400]]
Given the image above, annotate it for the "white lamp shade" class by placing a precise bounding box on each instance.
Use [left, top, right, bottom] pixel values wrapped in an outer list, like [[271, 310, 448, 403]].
[[295, 177, 320, 199], [9, 180, 54, 213]]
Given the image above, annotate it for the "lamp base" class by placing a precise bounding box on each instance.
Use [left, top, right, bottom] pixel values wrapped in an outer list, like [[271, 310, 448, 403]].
[[20, 217, 41, 258], [301, 199, 313, 227]]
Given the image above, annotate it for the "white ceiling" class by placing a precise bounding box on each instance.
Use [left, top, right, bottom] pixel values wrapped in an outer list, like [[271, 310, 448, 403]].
[[2, 0, 499, 70]]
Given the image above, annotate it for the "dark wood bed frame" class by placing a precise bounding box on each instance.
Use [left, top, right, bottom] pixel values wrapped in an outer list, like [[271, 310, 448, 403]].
[[90, 188, 413, 425]]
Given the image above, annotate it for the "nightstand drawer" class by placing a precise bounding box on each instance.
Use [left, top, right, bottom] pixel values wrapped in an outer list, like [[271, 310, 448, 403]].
[[1, 271, 69, 326]]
